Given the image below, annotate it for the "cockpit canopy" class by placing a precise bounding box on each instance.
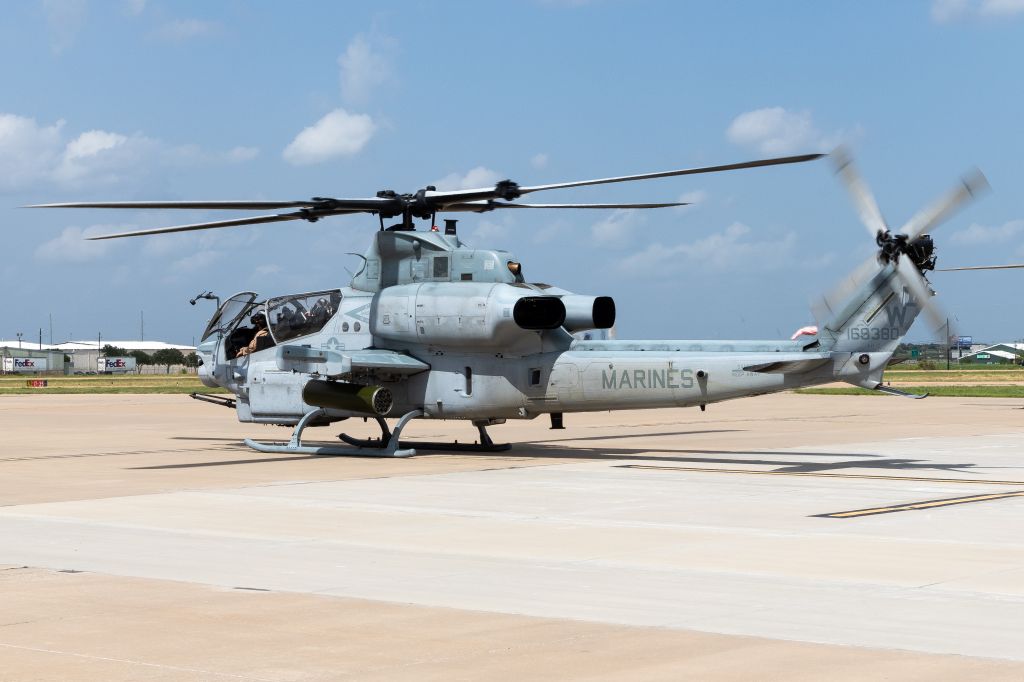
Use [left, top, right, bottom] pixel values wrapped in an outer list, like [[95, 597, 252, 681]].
[[202, 289, 343, 355], [266, 290, 342, 344]]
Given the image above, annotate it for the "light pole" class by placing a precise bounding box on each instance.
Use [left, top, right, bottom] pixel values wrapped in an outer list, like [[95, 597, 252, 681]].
[[945, 318, 950, 371], [16, 332, 23, 349]]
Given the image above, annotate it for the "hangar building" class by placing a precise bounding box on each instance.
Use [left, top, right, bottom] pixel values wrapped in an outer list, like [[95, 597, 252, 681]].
[[958, 343, 1024, 365], [0, 340, 196, 374]]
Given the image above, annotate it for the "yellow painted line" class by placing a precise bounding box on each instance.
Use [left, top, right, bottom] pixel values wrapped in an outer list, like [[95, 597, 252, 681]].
[[616, 464, 1024, 486], [819, 491, 1024, 518]]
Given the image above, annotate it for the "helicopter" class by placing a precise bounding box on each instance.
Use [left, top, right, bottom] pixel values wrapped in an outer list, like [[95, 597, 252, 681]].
[[31, 149, 987, 457]]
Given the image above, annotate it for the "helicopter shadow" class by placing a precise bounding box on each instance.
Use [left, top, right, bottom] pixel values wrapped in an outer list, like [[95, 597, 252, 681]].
[[129, 437, 990, 477], [491, 442, 981, 476], [526, 429, 741, 443]]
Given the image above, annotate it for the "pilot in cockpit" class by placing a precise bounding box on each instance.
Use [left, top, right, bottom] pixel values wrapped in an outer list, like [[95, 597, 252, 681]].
[[237, 312, 273, 357], [310, 297, 329, 322]]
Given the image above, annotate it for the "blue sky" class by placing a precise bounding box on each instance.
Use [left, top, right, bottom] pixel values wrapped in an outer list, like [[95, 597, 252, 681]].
[[3, 0, 1024, 345]]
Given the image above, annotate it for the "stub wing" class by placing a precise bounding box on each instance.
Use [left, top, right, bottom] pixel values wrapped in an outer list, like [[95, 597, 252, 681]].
[[276, 345, 429, 378], [346, 350, 431, 375]]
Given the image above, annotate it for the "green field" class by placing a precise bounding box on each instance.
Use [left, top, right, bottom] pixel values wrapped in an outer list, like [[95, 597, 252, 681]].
[[882, 369, 1024, 383], [0, 374, 227, 396], [796, 385, 1024, 398]]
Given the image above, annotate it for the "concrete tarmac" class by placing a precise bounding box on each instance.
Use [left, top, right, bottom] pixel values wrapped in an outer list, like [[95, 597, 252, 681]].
[[2, 393, 1024, 680]]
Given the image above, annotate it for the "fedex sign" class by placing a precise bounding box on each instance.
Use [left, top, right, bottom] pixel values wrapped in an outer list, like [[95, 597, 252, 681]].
[[98, 356, 137, 373], [3, 357, 48, 372]]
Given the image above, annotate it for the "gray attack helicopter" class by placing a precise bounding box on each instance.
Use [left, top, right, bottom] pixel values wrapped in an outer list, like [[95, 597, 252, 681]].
[[32, 150, 986, 457]]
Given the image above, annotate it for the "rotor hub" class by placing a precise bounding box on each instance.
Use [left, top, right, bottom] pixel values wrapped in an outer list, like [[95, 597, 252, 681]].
[[876, 230, 936, 272]]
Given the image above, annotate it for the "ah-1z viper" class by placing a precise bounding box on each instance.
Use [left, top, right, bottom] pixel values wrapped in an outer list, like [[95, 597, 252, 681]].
[[33, 149, 986, 456]]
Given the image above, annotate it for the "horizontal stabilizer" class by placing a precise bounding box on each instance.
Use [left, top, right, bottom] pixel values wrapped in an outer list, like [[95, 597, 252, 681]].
[[743, 355, 832, 374]]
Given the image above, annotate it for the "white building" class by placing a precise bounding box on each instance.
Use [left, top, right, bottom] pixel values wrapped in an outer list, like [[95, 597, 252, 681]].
[[0, 340, 196, 374]]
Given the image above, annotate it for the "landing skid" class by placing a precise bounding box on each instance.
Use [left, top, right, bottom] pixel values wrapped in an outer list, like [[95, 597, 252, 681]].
[[244, 408, 423, 457], [338, 418, 511, 453]]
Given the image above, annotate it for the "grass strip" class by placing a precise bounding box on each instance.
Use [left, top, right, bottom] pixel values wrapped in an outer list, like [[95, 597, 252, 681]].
[[795, 385, 1024, 398], [0, 375, 227, 396], [882, 371, 1024, 383]]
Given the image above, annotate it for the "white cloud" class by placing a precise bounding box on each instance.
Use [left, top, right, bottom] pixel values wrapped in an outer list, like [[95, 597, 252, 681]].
[[432, 166, 503, 191], [54, 130, 156, 185], [982, 0, 1024, 15], [153, 19, 217, 42], [726, 107, 851, 155], [138, 222, 258, 259], [255, 264, 282, 276], [932, 0, 1024, 21], [226, 146, 260, 162], [34, 225, 120, 263], [282, 108, 376, 165], [43, 0, 87, 55], [65, 130, 127, 160], [591, 209, 642, 246], [0, 114, 65, 189], [0, 112, 259, 191], [932, 0, 972, 20], [531, 153, 549, 169], [124, 0, 146, 16], [677, 189, 707, 208], [618, 222, 799, 274], [468, 219, 511, 244], [339, 33, 395, 103], [171, 250, 222, 272], [141, 232, 193, 258], [160, 143, 261, 166], [950, 219, 1024, 244], [533, 218, 573, 244]]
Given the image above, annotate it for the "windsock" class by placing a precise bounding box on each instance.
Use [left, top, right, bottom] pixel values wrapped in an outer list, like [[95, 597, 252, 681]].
[[790, 325, 819, 341]]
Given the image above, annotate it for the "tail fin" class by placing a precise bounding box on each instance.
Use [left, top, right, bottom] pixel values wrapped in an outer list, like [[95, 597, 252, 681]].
[[814, 262, 923, 389]]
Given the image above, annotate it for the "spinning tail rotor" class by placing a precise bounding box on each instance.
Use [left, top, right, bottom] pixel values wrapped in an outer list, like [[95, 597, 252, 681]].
[[814, 147, 988, 340]]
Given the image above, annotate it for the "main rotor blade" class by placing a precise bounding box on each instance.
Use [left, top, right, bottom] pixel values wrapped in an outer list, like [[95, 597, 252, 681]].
[[85, 210, 360, 240], [937, 263, 1024, 271], [831, 146, 889, 238], [27, 200, 318, 210], [897, 168, 989, 241], [896, 258, 950, 341], [27, 197, 393, 212], [427, 153, 824, 205], [518, 153, 825, 194], [441, 201, 688, 212]]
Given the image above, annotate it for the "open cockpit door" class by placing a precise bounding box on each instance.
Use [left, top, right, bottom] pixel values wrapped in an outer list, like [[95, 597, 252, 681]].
[[201, 291, 258, 342]]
